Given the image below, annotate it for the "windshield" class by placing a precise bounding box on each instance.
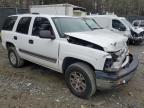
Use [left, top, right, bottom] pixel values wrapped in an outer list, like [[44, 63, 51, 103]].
[[52, 17, 91, 37], [121, 18, 133, 28], [140, 21, 144, 27], [83, 18, 101, 30]]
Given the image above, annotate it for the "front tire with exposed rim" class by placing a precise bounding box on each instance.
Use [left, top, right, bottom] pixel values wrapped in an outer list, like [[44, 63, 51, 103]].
[[65, 62, 96, 98], [8, 47, 24, 68]]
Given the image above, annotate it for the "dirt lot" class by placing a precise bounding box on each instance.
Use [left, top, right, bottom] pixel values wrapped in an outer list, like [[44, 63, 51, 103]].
[[0, 42, 144, 108]]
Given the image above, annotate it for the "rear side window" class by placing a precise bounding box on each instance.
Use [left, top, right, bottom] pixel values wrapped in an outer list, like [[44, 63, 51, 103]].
[[2, 16, 17, 31], [16, 17, 31, 34]]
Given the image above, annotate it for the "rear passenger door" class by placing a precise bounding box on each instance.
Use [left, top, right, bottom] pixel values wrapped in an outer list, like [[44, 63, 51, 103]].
[[14, 17, 33, 60]]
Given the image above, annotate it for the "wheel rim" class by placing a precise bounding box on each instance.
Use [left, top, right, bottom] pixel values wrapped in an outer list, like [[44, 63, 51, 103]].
[[70, 71, 86, 93], [10, 52, 17, 65]]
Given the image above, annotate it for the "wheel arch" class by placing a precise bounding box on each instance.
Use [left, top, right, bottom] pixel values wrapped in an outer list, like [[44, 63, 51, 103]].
[[62, 57, 96, 74], [6, 42, 15, 50]]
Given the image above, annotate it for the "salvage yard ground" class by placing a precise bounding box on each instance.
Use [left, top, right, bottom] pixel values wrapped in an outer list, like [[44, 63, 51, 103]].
[[0, 42, 144, 108]]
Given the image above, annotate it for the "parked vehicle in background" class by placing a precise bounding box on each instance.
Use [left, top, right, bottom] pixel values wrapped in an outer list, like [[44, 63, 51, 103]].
[[30, 3, 87, 16], [88, 15, 144, 44], [83, 17, 128, 42], [132, 20, 144, 29], [1, 14, 138, 98]]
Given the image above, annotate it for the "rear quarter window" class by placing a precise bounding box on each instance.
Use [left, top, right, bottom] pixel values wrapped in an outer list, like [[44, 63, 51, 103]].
[[2, 16, 18, 31]]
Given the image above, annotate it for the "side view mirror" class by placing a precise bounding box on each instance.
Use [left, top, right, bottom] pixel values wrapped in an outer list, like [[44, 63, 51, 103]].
[[39, 30, 55, 40]]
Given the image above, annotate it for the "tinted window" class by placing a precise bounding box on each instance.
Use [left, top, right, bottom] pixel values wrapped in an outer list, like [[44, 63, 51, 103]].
[[2, 16, 17, 31], [112, 19, 126, 31], [16, 17, 31, 34], [32, 17, 54, 36], [133, 22, 139, 27]]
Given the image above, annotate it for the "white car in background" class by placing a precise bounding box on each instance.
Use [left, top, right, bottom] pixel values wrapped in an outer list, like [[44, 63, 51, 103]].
[[83, 17, 128, 42], [88, 15, 144, 44], [132, 20, 144, 29]]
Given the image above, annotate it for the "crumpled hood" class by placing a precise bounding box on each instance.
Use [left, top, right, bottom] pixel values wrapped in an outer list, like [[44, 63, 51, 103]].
[[131, 27, 144, 34], [65, 29, 128, 52]]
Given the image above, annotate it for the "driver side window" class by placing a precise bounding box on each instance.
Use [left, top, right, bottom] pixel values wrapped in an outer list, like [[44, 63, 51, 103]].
[[32, 17, 54, 36], [112, 19, 126, 31]]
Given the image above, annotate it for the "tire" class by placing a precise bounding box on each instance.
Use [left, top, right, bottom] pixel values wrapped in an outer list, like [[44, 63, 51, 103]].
[[8, 47, 24, 68], [65, 62, 96, 99]]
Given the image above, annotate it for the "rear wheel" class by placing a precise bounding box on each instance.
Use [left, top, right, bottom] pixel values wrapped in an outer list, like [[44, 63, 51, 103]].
[[8, 47, 24, 68], [65, 62, 96, 98]]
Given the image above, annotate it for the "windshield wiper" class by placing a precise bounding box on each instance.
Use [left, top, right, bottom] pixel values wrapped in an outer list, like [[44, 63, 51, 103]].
[[92, 27, 103, 30], [92, 28, 98, 30]]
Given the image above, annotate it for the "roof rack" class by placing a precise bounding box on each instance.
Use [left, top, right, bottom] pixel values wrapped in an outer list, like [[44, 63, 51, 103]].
[[32, 13, 39, 15]]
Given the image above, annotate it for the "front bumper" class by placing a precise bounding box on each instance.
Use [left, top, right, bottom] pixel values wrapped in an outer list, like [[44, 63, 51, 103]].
[[129, 36, 144, 43], [95, 54, 138, 90]]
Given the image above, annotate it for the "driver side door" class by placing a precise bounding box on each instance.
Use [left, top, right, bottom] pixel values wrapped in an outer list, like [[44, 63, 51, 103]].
[[28, 17, 59, 71]]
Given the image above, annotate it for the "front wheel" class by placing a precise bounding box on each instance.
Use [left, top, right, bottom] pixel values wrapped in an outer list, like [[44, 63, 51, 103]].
[[65, 62, 96, 99]]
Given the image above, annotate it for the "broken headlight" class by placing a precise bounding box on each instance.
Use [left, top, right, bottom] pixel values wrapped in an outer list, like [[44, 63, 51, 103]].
[[109, 49, 124, 61], [104, 58, 114, 72], [104, 58, 120, 72], [110, 53, 119, 62], [104, 58, 113, 69], [104, 49, 125, 72]]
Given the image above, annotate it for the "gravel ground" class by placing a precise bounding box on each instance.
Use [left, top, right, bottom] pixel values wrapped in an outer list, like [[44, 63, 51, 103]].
[[0, 42, 144, 108]]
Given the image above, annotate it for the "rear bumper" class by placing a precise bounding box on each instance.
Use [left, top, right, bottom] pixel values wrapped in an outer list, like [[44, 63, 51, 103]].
[[95, 54, 138, 90]]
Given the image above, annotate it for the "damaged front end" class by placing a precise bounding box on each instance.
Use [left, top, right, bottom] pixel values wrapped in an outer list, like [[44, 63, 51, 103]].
[[129, 29, 144, 44], [96, 48, 139, 89], [65, 33, 138, 90], [66, 32, 138, 89], [104, 48, 129, 72]]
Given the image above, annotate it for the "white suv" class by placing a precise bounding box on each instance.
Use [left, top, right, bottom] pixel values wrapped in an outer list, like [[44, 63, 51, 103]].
[[1, 14, 138, 98]]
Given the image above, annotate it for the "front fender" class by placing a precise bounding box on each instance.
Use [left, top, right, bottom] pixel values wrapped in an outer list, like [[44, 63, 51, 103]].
[[59, 41, 109, 72]]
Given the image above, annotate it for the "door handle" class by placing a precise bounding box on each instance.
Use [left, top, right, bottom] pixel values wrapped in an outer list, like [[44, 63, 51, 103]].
[[29, 40, 34, 44], [14, 36, 17, 40]]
